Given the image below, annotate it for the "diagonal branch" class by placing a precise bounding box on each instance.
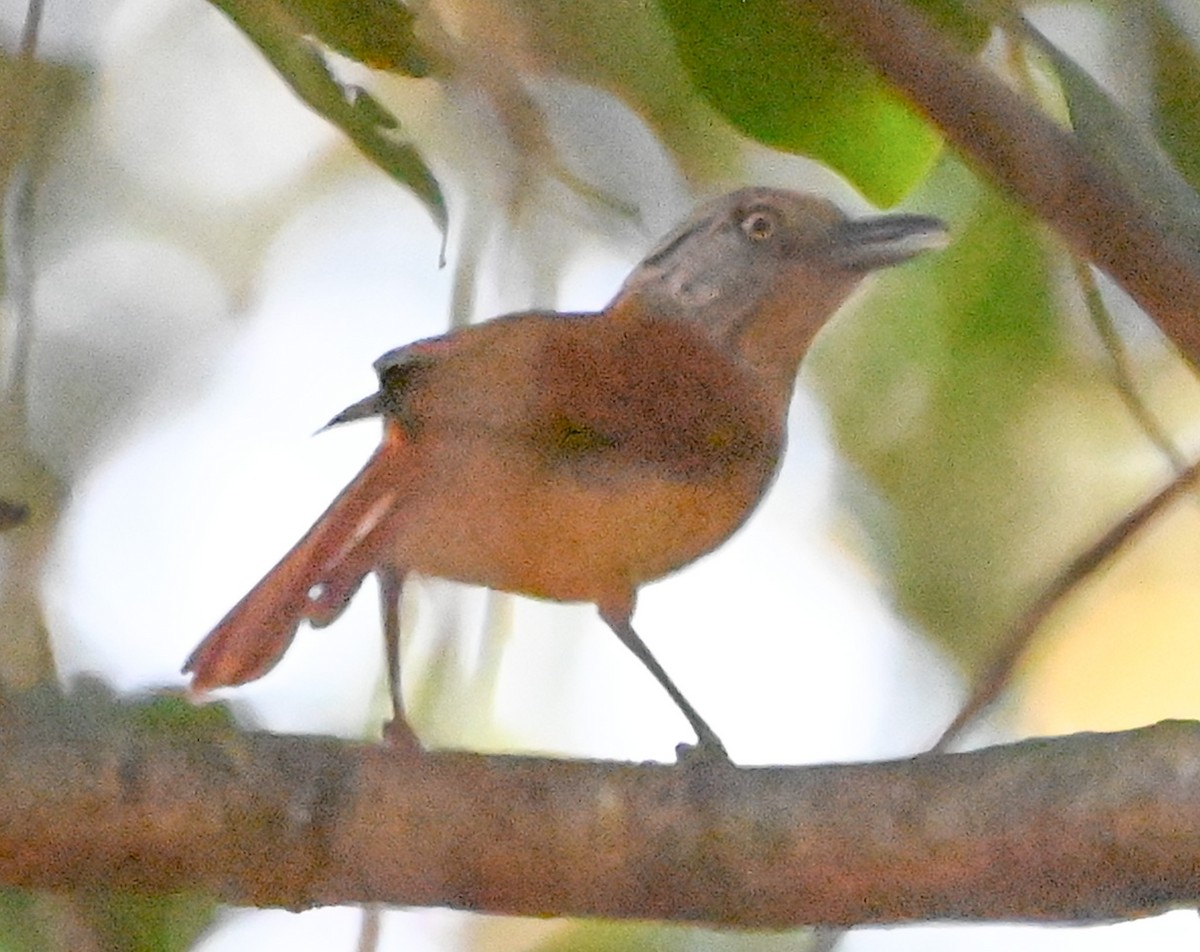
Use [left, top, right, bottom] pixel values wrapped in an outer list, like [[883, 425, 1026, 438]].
[[808, 0, 1200, 370], [2, 690, 1200, 925], [932, 454, 1200, 750]]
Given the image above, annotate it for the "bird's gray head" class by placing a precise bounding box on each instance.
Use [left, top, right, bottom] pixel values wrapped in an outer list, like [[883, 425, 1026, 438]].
[[614, 187, 947, 389]]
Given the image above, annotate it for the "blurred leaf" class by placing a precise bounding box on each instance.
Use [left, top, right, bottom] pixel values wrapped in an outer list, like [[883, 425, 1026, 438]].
[[469, 0, 746, 185], [1150, 2, 1200, 196], [76, 891, 215, 952], [123, 691, 239, 739], [0, 50, 84, 345], [208, 0, 447, 236], [531, 920, 819, 952], [0, 888, 213, 952], [0, 890, 48, 952], [813, 158, 1064, 671], [908, 0, 993, 42], [283, 0, 429, 75], [12, 681, 238, 749], [655, 0, 987, 205], [0, 403, 61, 689], [1023, 20, 1200, 256]]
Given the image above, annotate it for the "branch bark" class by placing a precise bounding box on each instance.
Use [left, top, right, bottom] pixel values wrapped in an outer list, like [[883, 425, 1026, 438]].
[[808, 0, 1200, 370], [2, 691, 1200, 926]]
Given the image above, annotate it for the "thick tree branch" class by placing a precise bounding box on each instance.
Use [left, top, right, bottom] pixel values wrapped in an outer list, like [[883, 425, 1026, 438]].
[[2, 691, 1200, 925], [808, 0, 1200, 370]]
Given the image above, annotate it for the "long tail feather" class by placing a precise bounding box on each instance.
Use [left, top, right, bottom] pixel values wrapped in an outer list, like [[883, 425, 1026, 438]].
[[183, 426, 413, 692]]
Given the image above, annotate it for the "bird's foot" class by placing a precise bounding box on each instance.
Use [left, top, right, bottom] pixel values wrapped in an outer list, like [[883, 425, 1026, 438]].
[[675, 732, 732, 767], [381, 716, 424, 758]]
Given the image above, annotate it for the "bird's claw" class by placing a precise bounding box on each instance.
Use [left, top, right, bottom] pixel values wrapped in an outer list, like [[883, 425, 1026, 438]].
[[675, 734, 732, 767]]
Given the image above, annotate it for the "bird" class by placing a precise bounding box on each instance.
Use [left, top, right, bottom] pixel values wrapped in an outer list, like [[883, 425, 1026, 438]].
[[183, 187, 946, 760]]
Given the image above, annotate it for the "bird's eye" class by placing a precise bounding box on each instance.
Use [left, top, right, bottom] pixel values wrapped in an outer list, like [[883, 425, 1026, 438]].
[[740, 208, 777, 242]]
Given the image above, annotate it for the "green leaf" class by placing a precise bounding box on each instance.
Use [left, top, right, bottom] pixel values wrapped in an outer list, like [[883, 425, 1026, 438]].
[[1151, 3, 1200, 197], [812, 158, 1064, 671], [0, 890, 48, 952], [531, 919, 819, 952], [283, 0, 429, 75], [655, 0, 985, 205], [77, 891, 216, 952], [0, 888, 215, 952], [208, 0, 447, 237], [908, 0, 993, 44]]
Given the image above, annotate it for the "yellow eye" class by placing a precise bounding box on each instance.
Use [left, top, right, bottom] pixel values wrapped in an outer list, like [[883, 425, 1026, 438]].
[[740, 208, 777, 241]]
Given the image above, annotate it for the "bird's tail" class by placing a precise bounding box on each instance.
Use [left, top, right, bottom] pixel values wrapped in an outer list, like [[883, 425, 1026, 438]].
[[183, 425, 412, 693]]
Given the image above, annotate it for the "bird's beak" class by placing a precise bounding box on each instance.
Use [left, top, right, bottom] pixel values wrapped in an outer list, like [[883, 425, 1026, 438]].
[[825, 213, 949, 271], [322, 392, 385, 431]]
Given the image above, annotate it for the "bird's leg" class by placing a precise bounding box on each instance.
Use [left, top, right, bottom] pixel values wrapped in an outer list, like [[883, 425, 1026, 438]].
[[377, 563, 422, 755], [598, 598, 729, 763]]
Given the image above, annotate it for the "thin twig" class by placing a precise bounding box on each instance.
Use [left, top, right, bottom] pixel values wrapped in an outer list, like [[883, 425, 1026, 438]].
[[355, 905, 382, 952], [2, 0, 46, 415], [1075, 258, 1192, 474], [932, 455, 1200, 750]]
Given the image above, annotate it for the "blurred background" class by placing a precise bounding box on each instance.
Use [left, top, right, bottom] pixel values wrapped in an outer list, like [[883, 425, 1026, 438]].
[[4, 0, 1200, 949]]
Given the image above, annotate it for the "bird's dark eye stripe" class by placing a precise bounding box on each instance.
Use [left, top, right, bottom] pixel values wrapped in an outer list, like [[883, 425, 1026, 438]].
[[639, 221, 703, 269], [741, 204, 775, 219]]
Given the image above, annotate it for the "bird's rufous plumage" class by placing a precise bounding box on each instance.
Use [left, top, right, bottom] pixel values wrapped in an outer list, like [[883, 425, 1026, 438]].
[[183, 187, 946, 757]]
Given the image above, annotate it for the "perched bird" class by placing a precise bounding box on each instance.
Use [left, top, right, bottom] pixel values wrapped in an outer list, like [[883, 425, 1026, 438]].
[[183, 187, 946, 759]]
